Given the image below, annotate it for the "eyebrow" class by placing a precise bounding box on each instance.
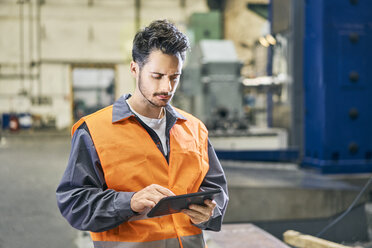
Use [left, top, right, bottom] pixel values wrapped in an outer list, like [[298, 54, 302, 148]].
[[150, 72, 181, 76]]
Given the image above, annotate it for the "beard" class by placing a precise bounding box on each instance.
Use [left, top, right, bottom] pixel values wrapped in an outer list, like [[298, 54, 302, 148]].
[[138, 73, 169, 108]]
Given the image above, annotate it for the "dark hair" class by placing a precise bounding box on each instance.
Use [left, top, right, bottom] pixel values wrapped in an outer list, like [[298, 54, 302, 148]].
[[132, 20, 190, 67]]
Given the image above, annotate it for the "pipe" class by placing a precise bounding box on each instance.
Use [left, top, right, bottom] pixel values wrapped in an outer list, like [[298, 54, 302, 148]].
[[19, 0, 25, 91], [135, 0, 140, 31], [0, 73, 39, 80], [28, 0, 34, 96], [36, 0, 42, 99]]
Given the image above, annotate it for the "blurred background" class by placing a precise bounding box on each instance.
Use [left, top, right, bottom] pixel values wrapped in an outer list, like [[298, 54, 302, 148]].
[[0, 0, 371, 247]]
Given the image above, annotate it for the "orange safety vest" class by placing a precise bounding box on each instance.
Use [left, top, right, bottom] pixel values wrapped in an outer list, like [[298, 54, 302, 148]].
[[72, 105, 210, 248]]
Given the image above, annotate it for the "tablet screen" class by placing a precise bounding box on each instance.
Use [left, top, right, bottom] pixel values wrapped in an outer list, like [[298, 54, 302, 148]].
[[147, 189, 222, 218]]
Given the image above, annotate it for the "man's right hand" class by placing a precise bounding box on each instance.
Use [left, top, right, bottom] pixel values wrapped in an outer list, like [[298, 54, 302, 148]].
[[130, 184, 175, 213]]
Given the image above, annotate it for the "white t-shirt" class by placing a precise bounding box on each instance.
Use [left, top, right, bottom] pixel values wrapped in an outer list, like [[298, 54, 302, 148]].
[[126, 100, 168, 155]]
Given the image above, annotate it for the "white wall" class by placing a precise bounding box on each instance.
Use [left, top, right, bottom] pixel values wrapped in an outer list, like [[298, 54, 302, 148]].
[[0, 0, 208, 129]]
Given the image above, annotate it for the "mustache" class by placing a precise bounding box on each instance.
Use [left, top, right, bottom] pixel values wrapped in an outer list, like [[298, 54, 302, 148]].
[[153, 92, 172, 96]]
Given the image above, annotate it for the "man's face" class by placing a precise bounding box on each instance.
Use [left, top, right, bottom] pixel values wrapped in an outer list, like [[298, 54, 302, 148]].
[[133, 50, 183, 108]]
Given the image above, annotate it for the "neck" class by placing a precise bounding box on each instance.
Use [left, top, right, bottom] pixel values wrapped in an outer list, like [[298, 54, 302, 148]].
[[128, 94, 164, 119]]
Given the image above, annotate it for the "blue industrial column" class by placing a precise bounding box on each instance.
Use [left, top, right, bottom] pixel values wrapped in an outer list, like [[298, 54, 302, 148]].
[[302, 0, 372, 173]]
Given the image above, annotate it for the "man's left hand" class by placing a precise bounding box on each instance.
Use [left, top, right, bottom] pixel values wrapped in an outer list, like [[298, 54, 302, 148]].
[[182, 199, 216, 224]]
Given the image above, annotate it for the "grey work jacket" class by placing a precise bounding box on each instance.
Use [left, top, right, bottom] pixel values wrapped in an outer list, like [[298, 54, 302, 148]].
[[56, 94, 229, 236]]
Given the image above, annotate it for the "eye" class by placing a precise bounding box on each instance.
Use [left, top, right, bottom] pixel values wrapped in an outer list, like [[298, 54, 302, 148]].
[[151, 74, 162, 79], [170, 76, 180, 82]]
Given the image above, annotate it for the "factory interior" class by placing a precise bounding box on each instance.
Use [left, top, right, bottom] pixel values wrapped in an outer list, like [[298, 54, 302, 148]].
[[0, 0, 372, 247]]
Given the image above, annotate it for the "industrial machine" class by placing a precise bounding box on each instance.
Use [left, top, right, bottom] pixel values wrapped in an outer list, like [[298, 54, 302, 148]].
[[175, 39, 288, 151], [302, 0, 372, 173], [180, 40, 245, 131], [179, 1, 372, 173], [270, 0, 372, 173]]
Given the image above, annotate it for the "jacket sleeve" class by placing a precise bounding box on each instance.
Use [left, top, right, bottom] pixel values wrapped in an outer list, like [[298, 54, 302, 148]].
[[56, 123, 136, 232], [194, 139, 229, 231]]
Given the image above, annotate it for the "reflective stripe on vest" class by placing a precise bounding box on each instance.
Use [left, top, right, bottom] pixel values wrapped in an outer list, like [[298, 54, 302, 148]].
[[72, 105, 209, 247], [93, 233, 205, 248]]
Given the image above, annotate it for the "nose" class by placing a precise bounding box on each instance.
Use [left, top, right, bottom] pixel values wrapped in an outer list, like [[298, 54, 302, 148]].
[[160, 77, 173, 93]]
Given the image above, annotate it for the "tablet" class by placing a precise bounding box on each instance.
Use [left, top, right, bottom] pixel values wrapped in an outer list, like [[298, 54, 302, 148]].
[[147, 189, 222, 218]]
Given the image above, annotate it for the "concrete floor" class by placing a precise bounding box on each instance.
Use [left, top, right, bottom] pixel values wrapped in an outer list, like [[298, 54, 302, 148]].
[[0, 131, 78, 248], [221, 161, 371, 244]]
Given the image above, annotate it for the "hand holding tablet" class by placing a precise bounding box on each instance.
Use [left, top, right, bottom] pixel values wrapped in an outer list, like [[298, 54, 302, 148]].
[[147, 189, 222, 218]]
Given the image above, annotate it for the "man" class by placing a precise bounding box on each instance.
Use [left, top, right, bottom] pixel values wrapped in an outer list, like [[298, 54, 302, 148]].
[[56, 19, 228, 248]]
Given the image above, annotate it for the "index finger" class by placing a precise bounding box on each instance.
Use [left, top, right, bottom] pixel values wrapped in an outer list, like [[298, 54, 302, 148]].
[[152, 184, 175, 197], [204, 199, 217, 208]]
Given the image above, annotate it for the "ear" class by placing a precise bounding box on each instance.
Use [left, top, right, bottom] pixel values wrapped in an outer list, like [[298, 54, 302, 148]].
[[130, 61, 139, 78]]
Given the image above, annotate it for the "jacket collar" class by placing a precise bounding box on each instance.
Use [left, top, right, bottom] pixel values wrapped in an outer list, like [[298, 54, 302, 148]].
[[112, 94, 187, 123]]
